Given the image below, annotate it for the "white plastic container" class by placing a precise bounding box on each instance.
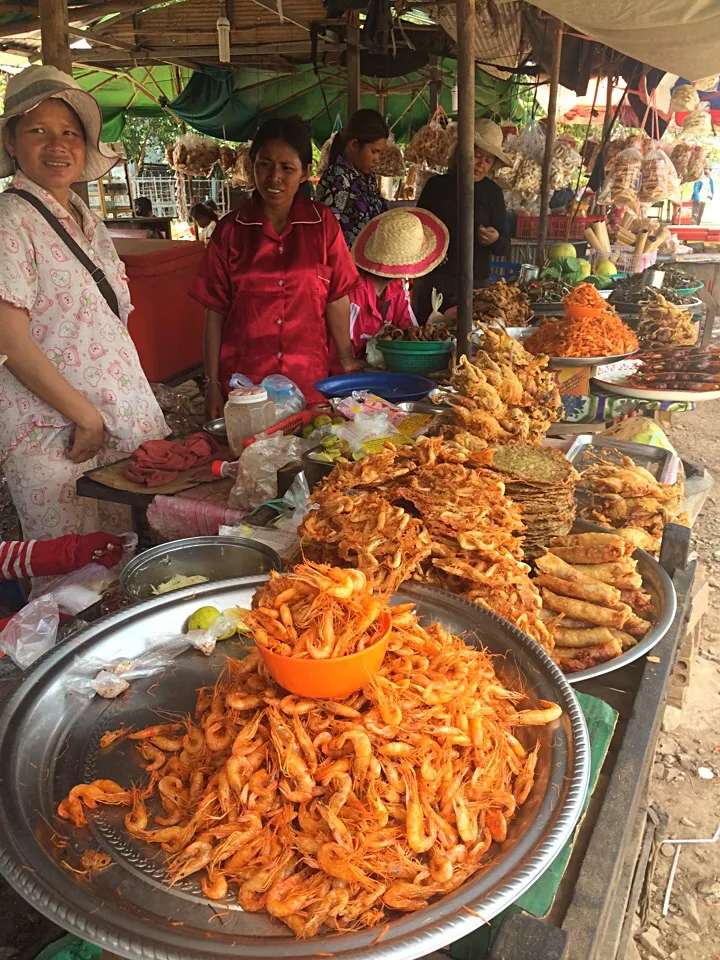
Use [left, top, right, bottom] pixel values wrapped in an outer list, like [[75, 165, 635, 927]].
[[224, 387, 275, 457]]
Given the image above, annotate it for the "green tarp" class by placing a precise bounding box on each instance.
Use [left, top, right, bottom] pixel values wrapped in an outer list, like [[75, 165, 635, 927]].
[[168, 62, 524, 142]]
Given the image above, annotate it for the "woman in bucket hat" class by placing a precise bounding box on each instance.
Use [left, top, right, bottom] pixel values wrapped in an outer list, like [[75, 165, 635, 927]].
[[412, 118, 511, 322], [0, 65, 167, 550], [348, 208, 449, 355]]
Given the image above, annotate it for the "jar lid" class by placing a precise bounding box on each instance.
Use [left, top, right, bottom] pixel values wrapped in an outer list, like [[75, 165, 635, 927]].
[[227, 387, 269, 404]]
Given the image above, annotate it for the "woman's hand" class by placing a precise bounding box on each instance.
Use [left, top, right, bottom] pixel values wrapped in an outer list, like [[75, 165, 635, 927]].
[[477, 225, 499, 246], [205, 381, 225, 421], [66, 408, 106, 463], [339, 355, 365, 373]]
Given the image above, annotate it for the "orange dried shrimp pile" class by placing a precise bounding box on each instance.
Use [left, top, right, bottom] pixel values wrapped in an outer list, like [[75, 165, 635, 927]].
[[562, 283, 607, 310], [58, 606, 561, 936], [301, 437, 553, 651], [246, 563, 386, 658], [525, 312, 638, 359]]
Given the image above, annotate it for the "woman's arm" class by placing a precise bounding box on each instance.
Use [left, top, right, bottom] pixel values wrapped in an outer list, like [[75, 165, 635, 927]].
[[326, 297, 362, 371], [204, 309, 226, 420], [0, 301, 104, 463]]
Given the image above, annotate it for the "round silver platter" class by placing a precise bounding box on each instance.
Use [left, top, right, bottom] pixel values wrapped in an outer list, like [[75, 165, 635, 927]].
[[0, 578, 590, 960]]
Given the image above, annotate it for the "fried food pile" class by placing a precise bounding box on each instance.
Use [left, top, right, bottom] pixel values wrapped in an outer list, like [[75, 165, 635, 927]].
[[246, 564, 385, 658], [301, 438, 553, 651], [58, 593, 562, 936], [525, 312, 638, 359], [472, 279, 531, 327], [434, 327, 561, 449], [536, 533, 655, 673], [378, 321, 454, 342], [637, 291, 697, 348], [576, 454, 686, 555], [487, 444, 576, 559], [627, 346, 720, 392]]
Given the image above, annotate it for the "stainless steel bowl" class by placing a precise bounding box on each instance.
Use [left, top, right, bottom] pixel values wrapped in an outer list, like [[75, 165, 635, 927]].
[[202, 417, 227, 442], [0, 578, 589, 960], [121, 536, 281, 599]]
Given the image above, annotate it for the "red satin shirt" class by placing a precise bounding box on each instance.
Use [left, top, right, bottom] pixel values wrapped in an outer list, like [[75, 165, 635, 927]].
[[191, 193, 359, 404]]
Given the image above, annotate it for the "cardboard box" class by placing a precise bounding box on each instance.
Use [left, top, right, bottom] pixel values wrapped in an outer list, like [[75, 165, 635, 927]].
[[552, 366, 591, 395]]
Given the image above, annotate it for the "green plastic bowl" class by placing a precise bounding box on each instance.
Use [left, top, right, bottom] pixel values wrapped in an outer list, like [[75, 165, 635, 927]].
[[675, 283, 704, 296], [378, 339, 453, 375]]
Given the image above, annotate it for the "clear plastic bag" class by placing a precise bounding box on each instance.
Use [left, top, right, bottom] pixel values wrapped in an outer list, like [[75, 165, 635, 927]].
[[0, 596, 59, 669], [428, 288, 445, 323], [670, 84, 700, 114], [220, 472, 310, 561], [229, 432, 306, 509], [229, 374, 306, 420], [640, 148, 682, 204], [682, 102, 712, 138]]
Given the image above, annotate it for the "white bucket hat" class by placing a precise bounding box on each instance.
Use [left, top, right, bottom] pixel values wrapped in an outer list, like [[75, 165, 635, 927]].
[[450, 118, 513, 167], [0, 65, 119, 181]]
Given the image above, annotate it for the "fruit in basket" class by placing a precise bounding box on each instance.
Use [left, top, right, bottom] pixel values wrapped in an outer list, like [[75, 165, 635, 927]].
[[548, 242, 576, 259], [187, 605, 220, 631], [595, 260, 617, 277]]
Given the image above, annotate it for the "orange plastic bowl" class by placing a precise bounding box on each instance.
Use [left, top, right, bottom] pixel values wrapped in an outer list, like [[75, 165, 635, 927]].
[[256, 611, 392, 699], [563, 302, 603, 321]]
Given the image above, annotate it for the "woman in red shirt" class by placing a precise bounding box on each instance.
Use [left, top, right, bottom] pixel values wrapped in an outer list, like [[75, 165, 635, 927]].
[[192, 117, 360, 416], [350, 208, 449, 355]]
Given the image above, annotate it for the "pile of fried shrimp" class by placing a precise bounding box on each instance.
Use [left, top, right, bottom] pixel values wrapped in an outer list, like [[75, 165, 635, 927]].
[[245, 563, 386, 659], [57, 597, 561, 937]]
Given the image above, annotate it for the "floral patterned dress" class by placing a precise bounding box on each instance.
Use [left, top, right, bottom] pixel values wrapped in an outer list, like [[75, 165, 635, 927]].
[[316, 156, 387, 247], [0, 172, 168, 541]]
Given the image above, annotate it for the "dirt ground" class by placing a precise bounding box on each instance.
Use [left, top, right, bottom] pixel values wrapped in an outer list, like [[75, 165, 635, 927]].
[[0, 391, 717, 959], [631, 403, 720, 960]]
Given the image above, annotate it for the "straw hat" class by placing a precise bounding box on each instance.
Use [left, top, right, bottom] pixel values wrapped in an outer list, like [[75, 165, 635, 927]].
[[352, 208, 449, 280], [0, 65, 119, 181], [450, 118, 513, 167]]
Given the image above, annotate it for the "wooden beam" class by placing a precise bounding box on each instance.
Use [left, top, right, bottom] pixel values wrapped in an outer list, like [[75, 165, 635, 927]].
[[71, 40, 337, 61], [68, 23, 141, 50], [537, 19, 563, 264], [39, 0, 72, 70], [455, 0, 474, 358], [346, 13, 360, 115]]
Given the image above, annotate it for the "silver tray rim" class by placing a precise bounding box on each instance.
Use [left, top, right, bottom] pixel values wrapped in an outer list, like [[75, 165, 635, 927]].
[[0, 578, 590, 960], [560, 520, 677, 684]]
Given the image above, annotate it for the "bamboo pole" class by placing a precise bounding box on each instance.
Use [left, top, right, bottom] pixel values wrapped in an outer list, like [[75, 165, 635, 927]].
[[455, 0, 475, 361], [536, 19, 563, 265], [39, 0, 72, 71], [346, 13, 360, 115]]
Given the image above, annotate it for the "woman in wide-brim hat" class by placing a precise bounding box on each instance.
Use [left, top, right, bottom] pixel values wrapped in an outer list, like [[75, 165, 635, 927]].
[[412, 118, 511, 322], [347, 207, 449, 355], [0, 65, 168, 555]]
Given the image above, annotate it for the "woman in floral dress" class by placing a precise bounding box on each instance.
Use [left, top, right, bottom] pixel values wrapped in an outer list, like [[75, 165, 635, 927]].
[[0, 65, 167, 541], [316, 109, 389, 247]]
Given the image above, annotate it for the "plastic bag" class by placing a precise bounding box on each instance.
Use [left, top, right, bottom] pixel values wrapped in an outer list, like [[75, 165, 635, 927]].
[[671, 142, 707, 183], [405, 120, 449, 168], [221, 472, 310, 561], [682, 102, 712, 137], [376, 135, 405, 177], [365, 334, 384, 368], [427, 288, 445, 324], [515, 122, 545, 163], [0, 596, 59, 669], [229, 432, 306, 509], [639, 148, 681, 204], [229, 374, 306, 420], [670, 84, 700, 114]]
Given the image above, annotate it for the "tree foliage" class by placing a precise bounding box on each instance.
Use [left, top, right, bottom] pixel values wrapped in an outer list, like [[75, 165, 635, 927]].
[[120, 114, 180, 171]]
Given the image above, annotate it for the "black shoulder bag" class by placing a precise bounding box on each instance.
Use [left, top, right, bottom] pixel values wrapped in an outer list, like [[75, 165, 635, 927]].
[[7, 188, 121, 320]]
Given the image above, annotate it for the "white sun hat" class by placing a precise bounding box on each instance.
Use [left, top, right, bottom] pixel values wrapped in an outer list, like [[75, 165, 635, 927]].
[[449, 117, 513, 167], [0, 65, 119, 181]]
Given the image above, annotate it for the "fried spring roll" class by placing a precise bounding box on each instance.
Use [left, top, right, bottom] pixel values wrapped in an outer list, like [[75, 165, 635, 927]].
[[623, 612, 652, 638], [534, 573, 621, 607], [566, 560, 642, 590], [555, 638, 623, 672], [620, 588, 655, 619], [549, 532, 631, 565], [608, 628, 639, 651], [541, 589, 629, 628], [554, 626, 615, 648]]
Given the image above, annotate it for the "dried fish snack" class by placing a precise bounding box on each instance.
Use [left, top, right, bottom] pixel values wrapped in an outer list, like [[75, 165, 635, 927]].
[[637, 291, 697, 348], [472, 279, 532, 328]]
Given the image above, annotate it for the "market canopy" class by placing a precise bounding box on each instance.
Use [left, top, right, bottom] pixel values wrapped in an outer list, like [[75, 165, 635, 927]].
[[525, 0, 720, 83]]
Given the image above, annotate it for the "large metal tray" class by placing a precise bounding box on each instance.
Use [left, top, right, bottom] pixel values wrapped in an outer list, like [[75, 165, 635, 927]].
[[559, 520, 677, 684], [0, 578, 589, 960], [565, 434, 680, 484]]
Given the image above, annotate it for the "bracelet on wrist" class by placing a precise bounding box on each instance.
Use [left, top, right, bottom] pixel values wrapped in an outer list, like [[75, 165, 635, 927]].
[[204, 377, 222, 388]]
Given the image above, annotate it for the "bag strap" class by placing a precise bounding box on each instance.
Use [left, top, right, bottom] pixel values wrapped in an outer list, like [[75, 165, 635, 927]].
[[6, 188, 121, 320]]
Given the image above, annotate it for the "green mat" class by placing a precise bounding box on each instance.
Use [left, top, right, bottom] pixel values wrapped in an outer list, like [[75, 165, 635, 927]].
[[449, 691, 618, 959], [34, 936, 101, 960]]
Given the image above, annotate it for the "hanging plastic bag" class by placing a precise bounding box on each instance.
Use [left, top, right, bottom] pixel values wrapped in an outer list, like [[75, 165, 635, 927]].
[[682, 102, 712, 138], [0, 596, 59, 669], [405, 118, 449, 168], [376, 135, 405, 177], [639, 148, 682, 204], [670, 84, 700, 114], [229, 432, 306, 510]]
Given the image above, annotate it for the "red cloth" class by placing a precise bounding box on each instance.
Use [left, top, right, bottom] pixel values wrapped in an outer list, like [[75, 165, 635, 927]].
[[190, 193, 359, 404], [349, 273, 417, 353], [126, 433, 214, 487], [0, 533, 125, 579]]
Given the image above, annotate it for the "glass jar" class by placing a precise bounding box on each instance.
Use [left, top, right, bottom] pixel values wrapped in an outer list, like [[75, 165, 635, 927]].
[[224, 387, 276, 457]]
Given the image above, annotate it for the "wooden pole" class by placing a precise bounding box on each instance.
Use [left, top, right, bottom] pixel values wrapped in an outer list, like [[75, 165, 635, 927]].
[[39, 0, 72, 72], [537, 19, 563, 265], [429, 59, 440, 114], [602, 67, 614, 141], [346, 13, 360, 116], [455, 0, 475, 361]]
